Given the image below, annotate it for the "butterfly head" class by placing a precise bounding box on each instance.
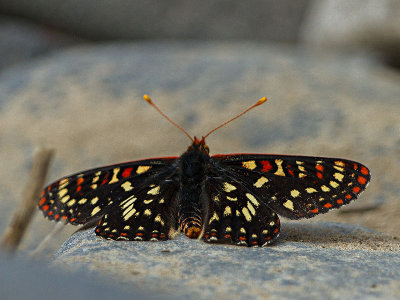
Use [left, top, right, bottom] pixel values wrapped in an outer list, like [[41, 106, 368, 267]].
[[192, 136, 210, 154]]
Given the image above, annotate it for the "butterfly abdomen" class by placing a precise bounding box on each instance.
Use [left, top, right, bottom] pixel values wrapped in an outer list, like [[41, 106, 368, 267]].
[[177, 144, 210, 239]]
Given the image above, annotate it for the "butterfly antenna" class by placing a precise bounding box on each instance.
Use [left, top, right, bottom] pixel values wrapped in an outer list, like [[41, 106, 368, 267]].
[[143, 94, 194, 142], [203, 97, 267, 138]]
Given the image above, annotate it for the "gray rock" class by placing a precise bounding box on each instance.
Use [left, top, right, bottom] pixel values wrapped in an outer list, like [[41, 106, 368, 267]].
[[0, 1, 310, 42], [0, 255, 163, 300], [0, 41, 399, 260], [0, 16, 81, 71], [301, 0, 400, 66], [53, 223, 400, 299]]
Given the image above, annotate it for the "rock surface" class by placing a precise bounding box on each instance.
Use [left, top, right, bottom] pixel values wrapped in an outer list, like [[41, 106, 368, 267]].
[[53, 223, 400, 299], [0, 42, 399, 254], [0, 254, 161, 300], [302, 0, 400, 67], [0, 0, 309, 42], [0, 16, 80, 71], [0, 42, 399, 299]]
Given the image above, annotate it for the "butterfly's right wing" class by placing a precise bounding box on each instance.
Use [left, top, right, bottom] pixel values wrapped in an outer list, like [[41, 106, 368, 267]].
[[39, 157, 181, 240]]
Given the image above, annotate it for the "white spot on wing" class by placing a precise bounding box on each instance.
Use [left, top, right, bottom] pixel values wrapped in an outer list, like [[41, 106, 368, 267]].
[[246, 193, 259, 207], [223, 182, 237, 192], [253, 176, 268, 188], [283, 200, 294, 211], [242, 207, 252, 221], [108, 168, 120, 184], [242, 160, 257, 170], [274, 159, 285, 176], [121, 181, 133, 191], [147, 186, 160, 195], [290, 189, 300, 198], [91, 206, 101, 216]]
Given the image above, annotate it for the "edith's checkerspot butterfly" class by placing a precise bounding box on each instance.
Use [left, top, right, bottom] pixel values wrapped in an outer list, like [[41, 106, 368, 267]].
[[39, 95, 370, 247]]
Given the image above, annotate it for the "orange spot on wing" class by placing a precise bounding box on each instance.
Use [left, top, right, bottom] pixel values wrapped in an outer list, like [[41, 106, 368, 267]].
[[261, 160, 273, 172], [76, 186, 82, 192], [310, 208, 319, 213], [121, 232, 128, 237], [288, 169, 294, 176], [40, 190, 45, 197], [95, 228, 101, 233], [55, 214, 60, 220], [77, 178, 84, 185], [224, 234, 231, 238], [353, 186, 361, 193], [42, 205, 50, 211], [345, 194, 352, 199], [323, 203, 333, 208], [39, 197, 46, 206], [101, 174, 109, 185], [360, 166, 369, 175], [316, 172, 323, 179], [70, 218, 77, 222], [316, 164, 324, 172], [239, 236, 247, 241], [274, 228, 279, 234], [62, 216, 68, 220], [357, 176, 367, 185], [48, 211, 54, 216], [122, 168, 134, 178], [136, 232, 144, 236]]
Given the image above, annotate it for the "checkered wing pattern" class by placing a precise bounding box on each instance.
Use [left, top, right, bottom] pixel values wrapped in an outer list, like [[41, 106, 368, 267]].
[[39, 157, 180, 240], [212, 154, 370, 219]]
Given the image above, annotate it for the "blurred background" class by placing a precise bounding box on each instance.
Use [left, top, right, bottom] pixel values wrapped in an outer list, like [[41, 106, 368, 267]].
[[0, 0, 399, 255], [0, 0, 399, 69]]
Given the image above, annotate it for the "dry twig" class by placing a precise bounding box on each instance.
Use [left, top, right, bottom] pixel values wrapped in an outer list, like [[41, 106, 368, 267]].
[[0, 148, 54, 253]]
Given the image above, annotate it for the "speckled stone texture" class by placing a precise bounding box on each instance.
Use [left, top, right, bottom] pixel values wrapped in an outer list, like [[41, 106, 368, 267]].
[[53, 224, 400, 299], [1, 41, 400, 299]]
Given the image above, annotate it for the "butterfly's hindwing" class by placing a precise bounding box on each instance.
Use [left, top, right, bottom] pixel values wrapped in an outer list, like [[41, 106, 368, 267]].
[[203, 175, 280, 247], [38, 158, 178, 226], [212, 154, 370, 219], [95, 169, 180, 241]]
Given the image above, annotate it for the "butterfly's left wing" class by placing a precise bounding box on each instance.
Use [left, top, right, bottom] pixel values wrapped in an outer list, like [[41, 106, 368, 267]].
[[212, 154, 370, 219], [39, 157, 181, 241]]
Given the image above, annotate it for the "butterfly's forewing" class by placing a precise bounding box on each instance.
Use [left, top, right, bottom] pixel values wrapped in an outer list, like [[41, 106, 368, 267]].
[[39, 157, 178, 229], [212, 154, 370, 219]]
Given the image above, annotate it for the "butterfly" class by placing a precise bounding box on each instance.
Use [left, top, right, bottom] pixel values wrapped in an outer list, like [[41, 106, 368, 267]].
[[38, 95, 370, 247]]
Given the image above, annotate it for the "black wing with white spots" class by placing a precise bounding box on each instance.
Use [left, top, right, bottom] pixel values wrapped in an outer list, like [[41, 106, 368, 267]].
[[204, 174, 280, 247], [212, 154, 371, 219], [39, 157, 180, 240]]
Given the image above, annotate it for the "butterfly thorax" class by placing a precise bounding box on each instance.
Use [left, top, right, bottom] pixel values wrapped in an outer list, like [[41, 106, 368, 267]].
[[177, 137, 210, 239]]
